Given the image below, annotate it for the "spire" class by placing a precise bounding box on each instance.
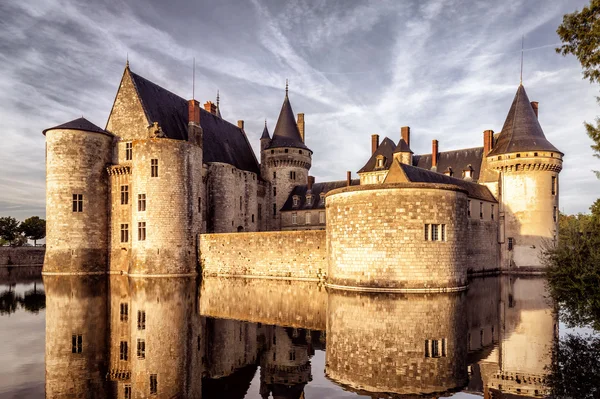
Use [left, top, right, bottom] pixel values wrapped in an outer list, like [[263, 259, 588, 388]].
[[268, 86, 309, 150], [216, 90, 222, 118], [488, 85, 561, 156], [261, 119, 271, 140]]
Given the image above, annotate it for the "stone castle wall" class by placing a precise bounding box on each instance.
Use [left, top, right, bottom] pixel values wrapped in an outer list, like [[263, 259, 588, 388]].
[[467, 219, 499, 273], [44, 129, 112, 274], [200, 277, 327, 330], [326, 184, 469, 291], [0, 247, 45, 266], [199, 230, 326, 280]]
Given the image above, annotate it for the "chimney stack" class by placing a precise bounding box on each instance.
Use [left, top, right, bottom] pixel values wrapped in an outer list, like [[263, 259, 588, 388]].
[[483, 130, 494, 155], [307, 175, 314, 191], [530, 101, 539, 119], [432, 140, 439, 169], [371, 134, 380, 155], [237, 120, 244, 130], [204, 101, 217, 114], [188, 99, 200, 125], [346, 171, 352, 186], [401, 126, 411, 148], [297, 113, 305, 143]]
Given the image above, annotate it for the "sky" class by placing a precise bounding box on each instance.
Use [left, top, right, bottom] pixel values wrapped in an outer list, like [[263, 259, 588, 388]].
[[1, 0, 599, 220]]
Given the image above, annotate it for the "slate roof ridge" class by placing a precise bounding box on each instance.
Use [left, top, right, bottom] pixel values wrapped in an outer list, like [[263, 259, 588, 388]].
[[43, 117, 113, 136], [414, 145, 484, 158]]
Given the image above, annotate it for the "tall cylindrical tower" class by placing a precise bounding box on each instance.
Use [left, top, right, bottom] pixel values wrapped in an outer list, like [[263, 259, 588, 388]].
[[43, 118, 113, 274], [486, 85, 563, 270], [261, 88, 312, 230]]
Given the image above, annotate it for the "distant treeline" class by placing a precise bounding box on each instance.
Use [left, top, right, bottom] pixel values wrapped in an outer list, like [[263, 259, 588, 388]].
[[0, 216, 46, 246]]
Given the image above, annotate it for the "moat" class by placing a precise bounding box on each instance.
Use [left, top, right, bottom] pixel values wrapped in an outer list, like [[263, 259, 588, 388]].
[[1, 273, 597, 398]]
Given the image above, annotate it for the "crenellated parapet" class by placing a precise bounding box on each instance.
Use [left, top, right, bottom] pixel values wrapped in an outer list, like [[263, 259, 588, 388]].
[[487, 152, 562, 174]]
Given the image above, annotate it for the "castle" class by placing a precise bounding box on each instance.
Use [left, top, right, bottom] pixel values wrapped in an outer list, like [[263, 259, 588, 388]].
[[42, 63, 563, 285]]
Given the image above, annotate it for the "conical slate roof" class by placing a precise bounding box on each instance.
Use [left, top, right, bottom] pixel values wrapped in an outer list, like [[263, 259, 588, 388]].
[[393, 138, 413, 154], [261, 121, 271, 140], [43, 117, 112, 136], [268, 93, 309, 150], [488, 85, 561, 156]]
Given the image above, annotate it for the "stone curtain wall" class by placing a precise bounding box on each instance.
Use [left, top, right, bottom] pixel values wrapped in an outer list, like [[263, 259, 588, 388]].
[[326, 184, 469, 291], [0, 247, 45, 266], [200, 277, 327, 330], [199, 230, 326, 280], [467, 219, 500, 273]]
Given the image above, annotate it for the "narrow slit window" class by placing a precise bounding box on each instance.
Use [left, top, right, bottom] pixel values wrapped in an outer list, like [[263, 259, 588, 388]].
[[137, 311, 146, 330], [441, 224, 446, 241], [137, 339, 145, 359], [552, 176, 557, 195], [431, 224, 439, 241], [431, 340, 440, 357], [272, 204, 276, 217], [273, 187, 276, 197], [441, 339, 447, 357], [124, 385, 131, 399], [305, 212, 311, 225], [424, 224, 429, 240], [554, 206, 557, 223], [120, 341, 128, 361], [467, 200, 471, 217], [150, 374, 157, 395], [508, 237, 514, 251], [72, 334, 82, 353], [138, 194, 146, 211], [198, 197, 201, 214], [151, 159, 159, 177], [479, 202, 483, 219], [491, 204, 494, 220], [425, 340, 430, 357], [120, 303, 128, 322], [72, 194, 83, 212]]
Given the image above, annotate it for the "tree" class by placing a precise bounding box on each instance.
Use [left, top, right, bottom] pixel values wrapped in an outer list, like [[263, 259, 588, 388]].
[[19, 216, 46, 246], [0, 217, 21, 245], [557, 0, 600, 175]]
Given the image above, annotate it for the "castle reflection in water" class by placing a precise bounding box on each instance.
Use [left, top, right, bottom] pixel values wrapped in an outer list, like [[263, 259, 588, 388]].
[[44, 275, 555, 398]]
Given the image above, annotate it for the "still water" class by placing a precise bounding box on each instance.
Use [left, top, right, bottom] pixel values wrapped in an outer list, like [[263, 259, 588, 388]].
[[0, 275, 593, 398]]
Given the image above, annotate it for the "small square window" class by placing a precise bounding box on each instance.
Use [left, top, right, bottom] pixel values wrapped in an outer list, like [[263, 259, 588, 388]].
[[72, 194, 83, 212]]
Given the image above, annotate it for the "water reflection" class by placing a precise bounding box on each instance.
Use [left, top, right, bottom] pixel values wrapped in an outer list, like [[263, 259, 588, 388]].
[[40, 275, 559, 398]]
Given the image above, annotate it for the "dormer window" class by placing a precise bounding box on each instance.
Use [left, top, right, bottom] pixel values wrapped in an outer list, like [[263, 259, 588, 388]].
[[306, 194, 313, 206], [463, 165, 474, 179], [443, 167, 453, 177], [293, 196, 299, 207], [376, 155, 385, 169], [320, 193, 326, 205]]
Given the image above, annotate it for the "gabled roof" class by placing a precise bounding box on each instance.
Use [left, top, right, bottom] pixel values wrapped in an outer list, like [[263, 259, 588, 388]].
[[43, 117, 113, 136], [393, 138, 413, 154], [397, 162, 497, 202], [488, 84, 562, 156], [281, 179, 360, 211], [412, 147, 484, 181], [261, 121, 271, 140], [127, 69, 260, 174], [268, 93, 309, 150], [357, 137, 396, 173]]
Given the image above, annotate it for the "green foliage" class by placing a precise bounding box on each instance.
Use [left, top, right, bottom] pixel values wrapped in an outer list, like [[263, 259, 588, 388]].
[[546, 334, 600, 399], [19, 216, 46, 245], [0, 217, 21, 244], [545, 206, 600, 330]]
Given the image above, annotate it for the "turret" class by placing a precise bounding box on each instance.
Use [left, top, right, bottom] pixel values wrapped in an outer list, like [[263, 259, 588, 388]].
[[393, 130, 413, 165], [42, 118, 113, 274], [486, 85, 563, 270], [261, 84, 312, 230]]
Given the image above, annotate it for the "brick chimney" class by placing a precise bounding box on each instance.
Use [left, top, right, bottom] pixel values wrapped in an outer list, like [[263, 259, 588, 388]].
[[432, 140, 439, 169], [307, 175, 315, 191], [188, 100, 200, 125], [401, 126, 410, 148], [346, 171, 352, 186], [531, 101, 539, 119], [371, 134, 380, 155], [297, 113, 305, 143], [237, 120, 244, 130], [483, 130, 494, 155], [204, 101, 216, 114]]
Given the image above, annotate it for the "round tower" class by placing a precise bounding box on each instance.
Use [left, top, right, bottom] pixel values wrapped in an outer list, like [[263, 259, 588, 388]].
[[486, 85, 563, 271], [43, 118, 113, 274], [261, 86, 312, 230]]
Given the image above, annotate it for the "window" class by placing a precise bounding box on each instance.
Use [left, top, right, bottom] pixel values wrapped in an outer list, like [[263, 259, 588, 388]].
[[554, 206, 557, 222], [150, 374, 157, 395], [271, 150, 274, 154], [120, 341, 128, 361], [467, 200, 471, 217], [124, 385, 131, 399], [534, 152, 538, 157], [424, 224, 429, 240], [239, 196, 242, 211], [491, 204, 495, 220], [120, 303, 128, 322], [299, 150, 303, 154], [289, 351, 296, 361], [258, 204, 262, 220], [138, 222, 146, 241], [376, 156, 385, 168], [293, 196, 299, 207], [273, 187, 276, 196], [138, 194, 146, 211], [137, 311, 146, 330], [125, 142, 132, 160], [552, 176, 557, 195], [305, 213, 311, 225], [120, 224, 129, 243], [273, 171, 276, 179], [441, 224, 446, 241], [425, 339, 447, 358], [284, 149, 288, 153], [442, 338, 447, 357], [479, 202, 483, 219], [508, 237, 514, 251], [273, 204, 276, 217], [273, 335, 276, 345], [431, 340, 440, 357], [425, 340, 430, 357], [72, 194, 83, 212], [516, 153, 521, 158], [289, 171, 296, 180], [137, 339, 145, 359], [72, 334, 82, 353], [319, 211, 325, 224], [198, 197, 201, 214], [291, 212, 297, 225], [121, 185, 129, 205], [425, 224, 446, 241], [431, 224, 439, 241], [320, 193, 325, 204], [252, 214, 255, 223], [151, 159, 158, 177], [306, 194, 313, 206], [273, 352, 276, 361]]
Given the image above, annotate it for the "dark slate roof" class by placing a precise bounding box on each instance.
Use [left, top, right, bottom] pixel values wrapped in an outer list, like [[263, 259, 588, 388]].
[[43, 117, 113, 136], [412, 147, 484, 181], [357, 137, 396, 173], [393, 138, 413, 154], [488, 84, 562, 156], [268, 94, 309, 150], [400, 163, 497, 202], [281, 179, 360, 211], [260, 122, 271, 139], [202, 364, 258, 399], [128, 69, 260, 174]]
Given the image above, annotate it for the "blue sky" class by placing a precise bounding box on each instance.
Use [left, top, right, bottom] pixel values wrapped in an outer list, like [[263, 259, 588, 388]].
[[1, 0, 598, 220]]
